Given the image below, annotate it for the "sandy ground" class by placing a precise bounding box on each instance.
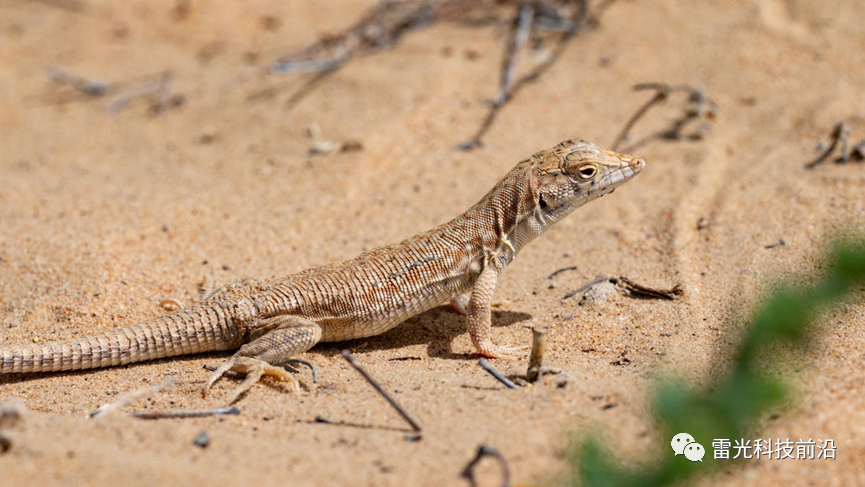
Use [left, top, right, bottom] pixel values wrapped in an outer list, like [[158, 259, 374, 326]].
[[0, 0, 863, 485]]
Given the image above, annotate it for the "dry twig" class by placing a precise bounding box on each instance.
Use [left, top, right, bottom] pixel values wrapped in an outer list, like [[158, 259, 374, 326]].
[[90, 379, 175, 418], [478, 358, 519, 389], [616, 276, 682, 300], [131, 406, 240, 420], [341, 350, 422, 432], [565, 275, 682, 301], [47, 65, 109, 96], [259, 1, 612, 147], [106, 71, 179, 115], [459, 0, 610, 150], [612, 82, 719, 153], [494, 2, 535, 107], [547, 265, 578, 280], [270, 1, 466, 75], [805, 122, 864, 168], [526, 326, 549, 382], [461, 444, 512, 487], [765, 238, 786, 249]]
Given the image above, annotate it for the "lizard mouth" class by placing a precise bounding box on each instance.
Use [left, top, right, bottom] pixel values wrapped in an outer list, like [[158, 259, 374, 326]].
[[591, 164, 639, 195]]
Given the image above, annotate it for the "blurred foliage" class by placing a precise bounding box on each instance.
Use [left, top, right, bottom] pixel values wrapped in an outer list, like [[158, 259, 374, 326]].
[[572, 238, 865, 487]]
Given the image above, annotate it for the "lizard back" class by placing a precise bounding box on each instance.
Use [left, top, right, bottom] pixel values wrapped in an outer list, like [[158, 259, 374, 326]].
[[260, 157, 541, 341]]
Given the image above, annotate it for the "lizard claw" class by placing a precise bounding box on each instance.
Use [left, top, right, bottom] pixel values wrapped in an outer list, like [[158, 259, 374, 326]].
[[203, 356, 299, 404]]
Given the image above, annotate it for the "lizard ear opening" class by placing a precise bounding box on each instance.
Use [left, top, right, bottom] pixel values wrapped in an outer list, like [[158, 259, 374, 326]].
[[539, 194, 549, 210]]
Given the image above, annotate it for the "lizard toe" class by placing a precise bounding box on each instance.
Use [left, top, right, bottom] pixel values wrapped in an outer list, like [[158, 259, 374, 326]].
[[477, 343, 528, 360], [203, 357, 300, 405]]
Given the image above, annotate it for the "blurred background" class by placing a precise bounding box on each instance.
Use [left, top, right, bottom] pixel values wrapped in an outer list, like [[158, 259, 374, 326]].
[[0, 1, 863, 486]]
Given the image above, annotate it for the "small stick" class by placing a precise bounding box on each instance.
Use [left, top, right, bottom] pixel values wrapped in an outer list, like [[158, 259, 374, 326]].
[[283, 70, 337, 110], [90, 378, 175, 418], [563, 275, 609, 299], [47, 65, 109, 96], [341, 350, 422, 432], [534, 1, 586, 33], [546, 265, 578, 280], [839, 129, 851, 162], [457, 0, 621, 150], [611, 86, 668, 151], [478, 359, 519, 389], [461, 444, 512, 487], [526, 327, 549, 383], [612, 82, 719, 153], [106, 71, 173, 115], [764, 238, 786, 249], [806, 122, 849, 169], [131, 406, 240, 420], [494, 2, 534, 107], [269, 56, 346, 75], [617, 276, 683, 300]]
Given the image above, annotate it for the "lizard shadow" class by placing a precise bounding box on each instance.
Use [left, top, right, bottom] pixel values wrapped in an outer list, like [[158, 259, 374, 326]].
[[0, 307, 533, 385], [313, 306, 533, 361]]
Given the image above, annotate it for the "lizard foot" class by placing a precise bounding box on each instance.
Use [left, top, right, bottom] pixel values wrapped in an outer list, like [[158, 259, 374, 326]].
[[476, 342, 529, 360], [203, 356, 299, 405]]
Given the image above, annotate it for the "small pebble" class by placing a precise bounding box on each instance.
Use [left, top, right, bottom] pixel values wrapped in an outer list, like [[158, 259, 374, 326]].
[[193, 431, 210, 448], [0, 402, 25, 429], [199, 126, 218, 144], [309, 141, 337, 156], [579, 281, 618, 306]]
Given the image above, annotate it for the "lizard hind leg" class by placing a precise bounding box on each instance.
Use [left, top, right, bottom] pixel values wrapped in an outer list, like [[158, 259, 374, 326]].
[[203, 315, 322, 404]]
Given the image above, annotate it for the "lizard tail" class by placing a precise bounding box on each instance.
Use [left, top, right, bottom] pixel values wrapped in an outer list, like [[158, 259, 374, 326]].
[[0, 306, 242, 374]]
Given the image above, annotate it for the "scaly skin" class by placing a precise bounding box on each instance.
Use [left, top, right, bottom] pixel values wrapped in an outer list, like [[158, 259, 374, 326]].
[[0, 138, 644, 403]]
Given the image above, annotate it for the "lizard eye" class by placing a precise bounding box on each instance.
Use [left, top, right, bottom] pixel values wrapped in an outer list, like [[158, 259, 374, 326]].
[[577, 164, 597, 179]]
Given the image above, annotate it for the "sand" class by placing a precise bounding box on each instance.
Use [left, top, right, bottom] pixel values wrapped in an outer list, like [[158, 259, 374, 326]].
[[0, 1, 863, 485]]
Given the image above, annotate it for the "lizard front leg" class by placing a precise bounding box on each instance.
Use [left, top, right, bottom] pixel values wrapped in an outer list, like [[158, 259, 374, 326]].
[[467, 263, 521, 359], [204, 315, 322, 404]]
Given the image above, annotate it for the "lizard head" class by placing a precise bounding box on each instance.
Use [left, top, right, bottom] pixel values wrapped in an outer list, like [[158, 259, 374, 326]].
[[532, 139, 644, 223]]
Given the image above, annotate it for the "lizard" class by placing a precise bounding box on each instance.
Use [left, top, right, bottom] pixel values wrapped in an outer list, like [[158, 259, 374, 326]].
[[0, 138, 644, 403]]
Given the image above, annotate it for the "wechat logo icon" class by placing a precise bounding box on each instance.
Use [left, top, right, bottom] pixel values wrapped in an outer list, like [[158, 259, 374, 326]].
[[671, 433, 705, 462]]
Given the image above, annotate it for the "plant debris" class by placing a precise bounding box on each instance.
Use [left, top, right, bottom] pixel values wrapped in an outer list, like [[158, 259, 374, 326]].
[[565, 275, 683, 301], [461, 443, 511, 487], [478, 358, 520, 389], [257, 0, 616, 148], [612, 82, 719, 153], [616, 276, 683, 300], [342, 350, 422, 432], [805, 122, 865, 169]]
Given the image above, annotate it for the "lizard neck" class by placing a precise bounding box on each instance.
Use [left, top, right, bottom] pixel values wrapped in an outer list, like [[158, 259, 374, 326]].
[[450, 159, 543, 271]]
